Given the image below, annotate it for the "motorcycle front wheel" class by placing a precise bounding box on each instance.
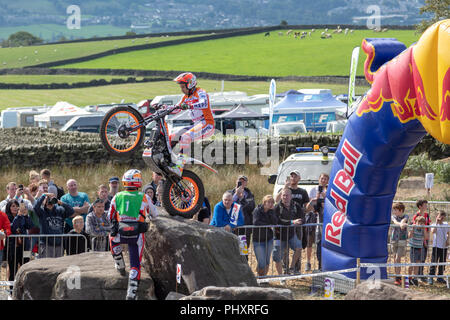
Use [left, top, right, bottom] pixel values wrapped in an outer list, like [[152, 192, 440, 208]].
[[100, 106, 145, 157], [162, 169, 204, 219]]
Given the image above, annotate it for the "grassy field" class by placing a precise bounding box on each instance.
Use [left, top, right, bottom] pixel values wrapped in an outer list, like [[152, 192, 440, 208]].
[[58, 29, 420, 77], [0, 79, 370, 110], [0, 74, 142, 84], [0, 34, 201, 69], [0, 24, 130, 43]]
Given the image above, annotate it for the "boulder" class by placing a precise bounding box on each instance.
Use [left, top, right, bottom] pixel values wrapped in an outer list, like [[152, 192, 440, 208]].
[[180, 286, 293, 300], [143, 210, 258, 300], [345, 281, 450, 300], [12, 251, 156, 300]]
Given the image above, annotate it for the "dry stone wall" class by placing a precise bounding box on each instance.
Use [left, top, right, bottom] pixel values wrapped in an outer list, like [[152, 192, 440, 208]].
[[0, 128, 445, 168]]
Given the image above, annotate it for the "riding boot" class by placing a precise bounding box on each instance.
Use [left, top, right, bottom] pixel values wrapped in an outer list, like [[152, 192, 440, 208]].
[[126, 279, 139, 300], [113, 252, 126, 276], [168, 152, 187, 176]]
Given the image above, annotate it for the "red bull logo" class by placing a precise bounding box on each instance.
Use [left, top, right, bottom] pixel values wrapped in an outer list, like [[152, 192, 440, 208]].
[[357, 19, 450, 145], [325, 139, 362, 247], [357, 46, 437, 123]]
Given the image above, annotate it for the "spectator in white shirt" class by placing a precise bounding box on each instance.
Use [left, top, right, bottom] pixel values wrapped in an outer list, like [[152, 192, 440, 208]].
[[428, 210, 449, 284], [0, 182, 34, 212]]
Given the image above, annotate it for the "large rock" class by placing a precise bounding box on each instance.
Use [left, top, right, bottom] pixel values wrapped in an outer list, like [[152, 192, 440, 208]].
[[143, 211, 258, 300], [12, 252, 156, 300], [180, 286, 293, 300], [345, 281, 450, 300]]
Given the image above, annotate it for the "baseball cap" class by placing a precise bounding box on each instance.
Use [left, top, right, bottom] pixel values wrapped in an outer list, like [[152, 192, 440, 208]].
[[290, 170, 301, 177], [237, 175, 248, 181], [109, 176, 119, 183]]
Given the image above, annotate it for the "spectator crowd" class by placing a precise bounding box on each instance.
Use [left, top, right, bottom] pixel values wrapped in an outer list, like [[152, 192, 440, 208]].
[[0, 167, 448, 289]]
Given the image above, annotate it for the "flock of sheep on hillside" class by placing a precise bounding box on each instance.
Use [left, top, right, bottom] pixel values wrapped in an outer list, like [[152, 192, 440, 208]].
[[264, 25, 389, 39]]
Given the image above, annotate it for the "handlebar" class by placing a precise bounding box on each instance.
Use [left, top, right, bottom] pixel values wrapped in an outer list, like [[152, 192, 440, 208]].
[[143, 104, 180, 125]]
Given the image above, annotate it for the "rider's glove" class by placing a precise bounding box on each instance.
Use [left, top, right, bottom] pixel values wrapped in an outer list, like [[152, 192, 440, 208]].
[[180, 103, 190, 110]]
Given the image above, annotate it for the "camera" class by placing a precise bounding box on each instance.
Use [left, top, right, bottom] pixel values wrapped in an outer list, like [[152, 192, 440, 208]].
[[18, 184, 23, 190], [47, 197, 58, 205], [318, 185, 323, 193], [237, 181, 242, 187]]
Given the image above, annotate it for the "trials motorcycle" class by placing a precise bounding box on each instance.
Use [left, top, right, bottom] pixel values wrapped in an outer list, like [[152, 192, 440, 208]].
[[100, 103, 216, 218]]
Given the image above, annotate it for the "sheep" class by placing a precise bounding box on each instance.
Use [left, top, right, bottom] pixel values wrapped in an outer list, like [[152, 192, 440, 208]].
[[286, 29, 293, 36], [382, 28, 388, 32], [278, 32, 283, 36], [264, 32, 270, 37], [311, 28, 315, 32]]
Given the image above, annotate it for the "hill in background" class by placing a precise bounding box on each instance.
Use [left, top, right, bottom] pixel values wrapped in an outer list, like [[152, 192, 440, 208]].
[[0, 0, 429, 42]]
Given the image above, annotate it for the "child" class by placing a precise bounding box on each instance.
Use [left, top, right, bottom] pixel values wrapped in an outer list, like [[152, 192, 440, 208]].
[[428, 210, 449, 284], [391, 202, 408, 285], [67, 215, 90, 255], [408, 216, 429, 286], [412, 199, 431, 281]]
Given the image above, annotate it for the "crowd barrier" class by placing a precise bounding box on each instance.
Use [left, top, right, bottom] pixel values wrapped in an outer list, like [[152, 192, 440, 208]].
[[234, 221, 450, 289], [0, 234, 111, 294]]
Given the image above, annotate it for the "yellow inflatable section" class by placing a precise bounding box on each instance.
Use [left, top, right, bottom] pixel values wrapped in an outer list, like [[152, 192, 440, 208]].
[[413, 19, 450, 143]]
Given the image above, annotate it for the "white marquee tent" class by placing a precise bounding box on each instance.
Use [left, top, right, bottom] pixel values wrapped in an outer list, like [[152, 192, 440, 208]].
[[34, 101, 92, 128]]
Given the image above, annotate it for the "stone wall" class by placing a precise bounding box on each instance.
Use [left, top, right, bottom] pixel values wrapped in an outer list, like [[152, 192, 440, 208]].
[[0, 128, 445, 169]]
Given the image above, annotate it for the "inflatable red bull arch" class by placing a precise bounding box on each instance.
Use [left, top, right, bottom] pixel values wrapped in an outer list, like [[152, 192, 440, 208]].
[[322, 19, 450, 279]]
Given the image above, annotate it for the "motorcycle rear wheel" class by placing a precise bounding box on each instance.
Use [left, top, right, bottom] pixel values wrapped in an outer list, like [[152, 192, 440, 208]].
[[162, 170, 204, 219]]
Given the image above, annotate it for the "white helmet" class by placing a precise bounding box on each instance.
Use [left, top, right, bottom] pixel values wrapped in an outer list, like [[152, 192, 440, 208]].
[[122, 169, 143, 189]]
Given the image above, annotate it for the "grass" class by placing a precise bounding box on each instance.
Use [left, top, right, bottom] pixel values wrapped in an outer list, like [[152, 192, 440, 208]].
[[58, 29, 420, 77], [0, 34, 200, 69], [0, 24, 130, 43], [0, 79, 370, 110], [0, 74, 139, 84]]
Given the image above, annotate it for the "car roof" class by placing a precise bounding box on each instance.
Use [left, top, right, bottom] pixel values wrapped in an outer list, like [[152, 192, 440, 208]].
[[284, 152, 335, 162]]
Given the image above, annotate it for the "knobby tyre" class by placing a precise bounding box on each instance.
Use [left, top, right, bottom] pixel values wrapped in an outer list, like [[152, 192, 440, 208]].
[[162, 170, 204, 219], [100, 106, 145, 157]]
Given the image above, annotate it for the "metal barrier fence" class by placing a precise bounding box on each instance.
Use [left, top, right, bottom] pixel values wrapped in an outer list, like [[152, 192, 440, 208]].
[[235, 221, 450, 288], [394, 200, 450, 221], [90, 236, 110, 252], [0, 233, 111, 294]]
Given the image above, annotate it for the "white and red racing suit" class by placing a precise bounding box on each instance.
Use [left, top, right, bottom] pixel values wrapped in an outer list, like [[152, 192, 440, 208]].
[[108, 191, 158, 284], [169, 87, 215, 152]]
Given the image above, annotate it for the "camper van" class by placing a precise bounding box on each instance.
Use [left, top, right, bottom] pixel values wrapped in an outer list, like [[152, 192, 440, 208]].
[[1, 106, 49, 128], [60, 115, 105, 133], [265, 89, 347, 132], [153, 91, 269, 114]]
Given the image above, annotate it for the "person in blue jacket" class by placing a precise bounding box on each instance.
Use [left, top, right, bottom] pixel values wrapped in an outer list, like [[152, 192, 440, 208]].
[[210, 191, 244, 232]]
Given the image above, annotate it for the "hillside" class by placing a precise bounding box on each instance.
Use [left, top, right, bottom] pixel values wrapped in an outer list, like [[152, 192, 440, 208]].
[[0, 34, 199, 69], [0, 0, 428, 41], [58, 29, 419, 77]]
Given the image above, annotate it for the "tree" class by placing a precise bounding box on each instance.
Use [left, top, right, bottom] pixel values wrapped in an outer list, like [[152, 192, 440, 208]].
[[280, 20, 288, 26], [416, 0, 450, 33], [3, 31, 43, 47]]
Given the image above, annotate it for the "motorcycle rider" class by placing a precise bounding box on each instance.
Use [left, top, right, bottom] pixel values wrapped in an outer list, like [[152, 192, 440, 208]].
[[166, 72, 215, 175], [108, 169, 158, 300]]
